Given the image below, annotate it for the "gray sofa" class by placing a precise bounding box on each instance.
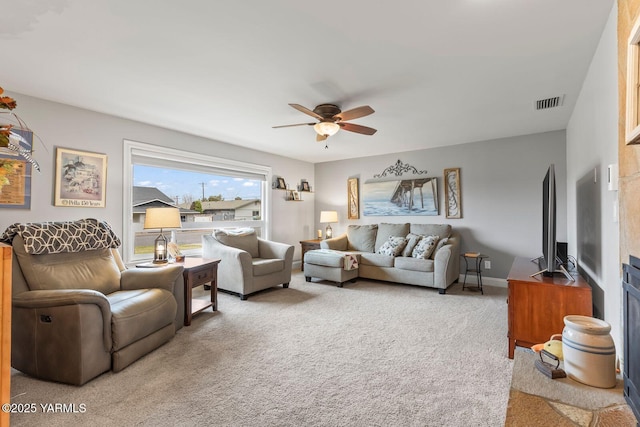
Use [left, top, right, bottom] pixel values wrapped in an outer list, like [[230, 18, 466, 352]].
[[306, 223, 460, 294]]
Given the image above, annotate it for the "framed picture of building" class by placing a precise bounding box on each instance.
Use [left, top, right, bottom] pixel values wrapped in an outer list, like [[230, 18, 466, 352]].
[[54, 147, 107, 207]]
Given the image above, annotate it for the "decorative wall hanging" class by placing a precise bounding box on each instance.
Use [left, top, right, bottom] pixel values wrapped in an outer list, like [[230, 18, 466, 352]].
[[54, 147, 107, 207], [373, 159, 428, 178], [0, 87, 42, 210], [444, 167, 462, 219], [0, 128, 33, 209], [363, 160, 438, 216], [0, 87, 41, 172], [347, 177, 359, 219]]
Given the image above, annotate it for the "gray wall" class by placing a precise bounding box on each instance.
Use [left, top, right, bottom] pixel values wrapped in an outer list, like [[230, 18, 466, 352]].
[[314, 131, 567, 281], [0, 92, 315, 263], [566, 5, 621, 352]]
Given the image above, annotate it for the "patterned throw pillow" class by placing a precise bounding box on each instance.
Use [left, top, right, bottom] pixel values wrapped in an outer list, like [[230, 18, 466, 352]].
[[377, 236, 408, 257], [412, 235, 439, 259], [430, 237, 449, 259]]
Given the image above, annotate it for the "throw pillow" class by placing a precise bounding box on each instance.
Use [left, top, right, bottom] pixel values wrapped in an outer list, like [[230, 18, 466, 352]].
[[430, 237, 449, 259], [374, 223, 410, 252], [412, 235, 439, 259], [410, 224, 451, 239], [402, 233, 423, 257], [214, 228, 260, 258], [346, 224, 378, 252], [377, 236, 408, 257]]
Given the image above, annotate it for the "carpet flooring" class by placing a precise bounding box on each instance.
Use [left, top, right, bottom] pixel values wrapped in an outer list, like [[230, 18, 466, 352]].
[[9, 272, 513, 426]]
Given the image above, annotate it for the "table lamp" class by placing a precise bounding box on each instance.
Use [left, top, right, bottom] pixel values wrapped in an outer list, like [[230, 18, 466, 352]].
[[320, 210, 338, 239], [144, 207, 182, 264]]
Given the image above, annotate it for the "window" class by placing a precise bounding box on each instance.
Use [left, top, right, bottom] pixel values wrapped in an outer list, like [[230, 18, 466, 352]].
[[123, 140, 272, 264]]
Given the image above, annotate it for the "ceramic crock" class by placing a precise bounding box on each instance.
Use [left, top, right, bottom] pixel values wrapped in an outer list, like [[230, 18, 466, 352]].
[[562, 315, 616, 388]]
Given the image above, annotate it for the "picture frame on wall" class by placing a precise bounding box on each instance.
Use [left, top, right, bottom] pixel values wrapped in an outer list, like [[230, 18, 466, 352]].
[[626, 12, 640, 144], [348, 177, 359, 219], [363, 178, 438, 216], [277, 177, 286, 189], [444, 167, 461, 219], [0, 129, 33, 209], [54, 147, 108, 208]]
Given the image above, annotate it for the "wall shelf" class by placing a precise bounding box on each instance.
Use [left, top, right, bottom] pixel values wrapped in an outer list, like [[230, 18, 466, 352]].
[[274, 188, 304, 201], [273, 178, 313, 201]]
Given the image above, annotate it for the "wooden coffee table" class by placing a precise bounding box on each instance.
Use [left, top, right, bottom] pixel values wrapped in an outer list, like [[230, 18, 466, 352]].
[[180, 257, 221, 326]]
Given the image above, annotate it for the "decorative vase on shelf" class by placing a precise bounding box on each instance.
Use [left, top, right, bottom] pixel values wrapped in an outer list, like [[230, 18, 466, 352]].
[[562, 315, 617, 388]]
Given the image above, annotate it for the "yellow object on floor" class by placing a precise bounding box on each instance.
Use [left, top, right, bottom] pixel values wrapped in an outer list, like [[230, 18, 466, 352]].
[[531, 333, 563, 360]]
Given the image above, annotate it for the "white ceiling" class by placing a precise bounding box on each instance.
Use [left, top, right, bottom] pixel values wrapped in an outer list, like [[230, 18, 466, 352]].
[[0, 0, 614, 163]]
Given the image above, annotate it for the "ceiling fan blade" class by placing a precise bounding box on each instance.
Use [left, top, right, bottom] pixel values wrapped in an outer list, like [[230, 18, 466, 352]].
[[340, 122, 377, 135], [316, 133, 327, 142], [289, 103, 324, 120], [272, 122, 315, 129], [335, 105, 374, 122]]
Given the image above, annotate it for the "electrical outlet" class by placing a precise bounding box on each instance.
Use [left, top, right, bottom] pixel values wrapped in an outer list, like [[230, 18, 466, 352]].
[[484, 260, 491, 270]]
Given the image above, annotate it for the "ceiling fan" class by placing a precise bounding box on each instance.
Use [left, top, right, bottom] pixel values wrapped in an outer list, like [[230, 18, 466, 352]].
[[273, 103, 377, 142]]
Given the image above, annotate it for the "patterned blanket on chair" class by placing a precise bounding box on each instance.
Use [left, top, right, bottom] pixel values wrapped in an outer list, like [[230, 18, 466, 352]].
[[0, 218, 121, 255]]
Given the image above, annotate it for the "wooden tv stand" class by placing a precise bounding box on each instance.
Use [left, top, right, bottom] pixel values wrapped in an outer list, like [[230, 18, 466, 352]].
[[507, 256, 592, 359]]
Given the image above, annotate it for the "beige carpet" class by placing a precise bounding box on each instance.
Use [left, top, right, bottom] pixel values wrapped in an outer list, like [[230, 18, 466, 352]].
[[9, 272, 513, 426]]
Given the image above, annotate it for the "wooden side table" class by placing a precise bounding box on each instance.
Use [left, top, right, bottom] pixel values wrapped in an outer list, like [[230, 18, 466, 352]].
[[300, 239, 322, 271], [180, 257, 221, 326]]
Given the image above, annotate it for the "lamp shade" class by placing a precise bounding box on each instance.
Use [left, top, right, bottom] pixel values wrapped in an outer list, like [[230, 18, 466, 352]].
[[144, 208, 182, 229], [320, 211, 338, 223], [314, 122, 340, 137]]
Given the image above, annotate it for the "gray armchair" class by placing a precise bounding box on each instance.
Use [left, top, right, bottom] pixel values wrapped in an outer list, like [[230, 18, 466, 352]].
[[4, 219, 184, 385], [202, 229, 293, 300]]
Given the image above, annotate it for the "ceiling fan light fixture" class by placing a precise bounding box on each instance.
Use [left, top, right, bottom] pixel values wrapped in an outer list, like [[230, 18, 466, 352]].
[[314, 121, 340, 137]]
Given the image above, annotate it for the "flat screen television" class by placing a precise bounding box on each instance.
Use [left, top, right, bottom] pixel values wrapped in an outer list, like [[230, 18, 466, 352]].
[[534, 164, 573, 280], [541, 164, 557, 276]]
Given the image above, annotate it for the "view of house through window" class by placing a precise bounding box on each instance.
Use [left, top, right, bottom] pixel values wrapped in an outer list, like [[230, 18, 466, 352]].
[[132, 164, 264, 258]]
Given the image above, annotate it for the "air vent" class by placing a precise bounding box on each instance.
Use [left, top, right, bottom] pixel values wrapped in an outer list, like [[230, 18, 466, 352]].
[[535, 95, 564, 110]]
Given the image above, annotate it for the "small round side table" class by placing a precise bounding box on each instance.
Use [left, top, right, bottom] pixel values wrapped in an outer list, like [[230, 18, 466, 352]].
[[461, 253, 488, 294]]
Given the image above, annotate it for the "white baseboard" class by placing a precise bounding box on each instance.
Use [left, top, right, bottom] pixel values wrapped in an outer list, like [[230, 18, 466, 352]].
[[458, 274, 507, 288]]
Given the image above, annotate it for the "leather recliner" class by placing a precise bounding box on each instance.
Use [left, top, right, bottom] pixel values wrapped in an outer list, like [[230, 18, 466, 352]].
[[7, 220, 184, 385]]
